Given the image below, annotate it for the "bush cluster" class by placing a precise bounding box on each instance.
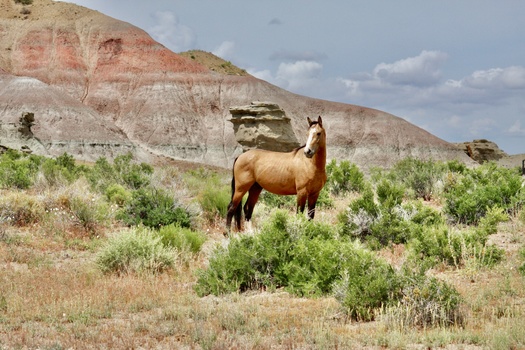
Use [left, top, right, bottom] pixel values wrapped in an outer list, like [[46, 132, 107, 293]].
[[195, 211, 462, 323], [443, 162, 523, 225]]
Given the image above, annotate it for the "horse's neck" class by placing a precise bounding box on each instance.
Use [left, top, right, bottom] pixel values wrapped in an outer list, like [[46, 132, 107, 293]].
[[313, 144, 327, 171]]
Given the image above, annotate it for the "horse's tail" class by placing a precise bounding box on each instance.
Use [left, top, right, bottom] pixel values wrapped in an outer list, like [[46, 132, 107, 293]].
[[231, 158, 243, 229]]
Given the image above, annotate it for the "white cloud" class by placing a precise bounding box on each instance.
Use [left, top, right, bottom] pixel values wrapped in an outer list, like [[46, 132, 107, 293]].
[[212, 41, 235, 60], [508, 120, 525, 136], [372, 50, 448, 87], [251, 60, 323, 92], [147, 11, 195, 52], [459, 66, 525, 90]]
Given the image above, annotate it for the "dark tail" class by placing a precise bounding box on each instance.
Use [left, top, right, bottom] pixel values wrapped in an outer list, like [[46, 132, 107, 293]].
[[226, 157, 243, 232]]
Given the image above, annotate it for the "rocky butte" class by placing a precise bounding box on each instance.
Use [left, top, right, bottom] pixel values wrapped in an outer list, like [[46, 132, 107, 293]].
[[0, 0, 475, 171]]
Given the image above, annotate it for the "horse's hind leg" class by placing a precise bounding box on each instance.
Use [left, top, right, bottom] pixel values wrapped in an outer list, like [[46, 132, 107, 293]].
[[244, 183, 263, 224], [226, 191, 244, 234]]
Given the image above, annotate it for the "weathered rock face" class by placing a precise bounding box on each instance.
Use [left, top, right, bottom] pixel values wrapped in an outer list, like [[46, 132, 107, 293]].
[[229, 102, 300, 152], [0, 0, 476, 171], [0, 70, 136, 160], [455, 139, 508, 164]]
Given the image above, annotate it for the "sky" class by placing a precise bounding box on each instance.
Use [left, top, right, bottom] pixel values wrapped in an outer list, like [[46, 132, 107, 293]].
[[57, 0, 525, 154]]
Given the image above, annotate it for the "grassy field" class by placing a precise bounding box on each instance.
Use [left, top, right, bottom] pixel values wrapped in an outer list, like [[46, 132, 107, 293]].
[[1, 154, 525, 349]]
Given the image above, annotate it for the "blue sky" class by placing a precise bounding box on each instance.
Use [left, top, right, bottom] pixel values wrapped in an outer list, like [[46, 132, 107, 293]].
[[57, 0, 525, 154]]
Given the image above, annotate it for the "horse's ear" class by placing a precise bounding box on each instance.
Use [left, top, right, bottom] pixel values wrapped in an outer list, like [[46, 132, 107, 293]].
[[317, 116, 323, 127], [307, 117, 313, 126]]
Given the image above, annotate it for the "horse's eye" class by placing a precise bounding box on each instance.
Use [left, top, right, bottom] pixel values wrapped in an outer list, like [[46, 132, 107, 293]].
[[317, 132, 321, 136]]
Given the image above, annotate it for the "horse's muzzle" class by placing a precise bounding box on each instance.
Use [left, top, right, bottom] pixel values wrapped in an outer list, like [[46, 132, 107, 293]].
[[304, 148, 315, 158]]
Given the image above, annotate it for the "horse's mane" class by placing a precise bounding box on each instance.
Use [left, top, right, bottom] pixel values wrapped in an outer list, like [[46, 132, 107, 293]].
[[292, 145, 306, 155]]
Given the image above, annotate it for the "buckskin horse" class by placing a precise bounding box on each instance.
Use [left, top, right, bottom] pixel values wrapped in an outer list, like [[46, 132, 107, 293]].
[[226, 116, 327, 234]]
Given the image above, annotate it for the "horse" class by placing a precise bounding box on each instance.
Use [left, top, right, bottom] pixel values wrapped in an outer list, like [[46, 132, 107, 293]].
[[225, 116, 327, 234]]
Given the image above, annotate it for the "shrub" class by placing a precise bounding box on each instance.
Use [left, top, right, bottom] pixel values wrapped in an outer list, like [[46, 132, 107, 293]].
[[325, 159, 365, 195], [332, 246, 400, 321], [384, 270, 464, 328], [157, 224, 206, 254], [386, 158, 444, 200], [87, 153, 153, 192], [195, 211, 402, 320], [444, 162, 522, 225], [69, 195, 109, 233], [40, 153, 81, 187], [113, 153, 153, 189], [0, 151, 41, 189], [0, 192, 45, 226], [407, 208, 506, 268], [105, 183, 132, 206], [197, 178, 230, 221], [96, 228, 176, 275], [341, 182, 427, 248], [117, 187, 191, 228]]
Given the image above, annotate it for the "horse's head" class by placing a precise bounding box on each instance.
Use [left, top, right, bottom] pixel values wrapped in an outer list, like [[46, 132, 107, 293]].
[[304, 116, 325, 158]]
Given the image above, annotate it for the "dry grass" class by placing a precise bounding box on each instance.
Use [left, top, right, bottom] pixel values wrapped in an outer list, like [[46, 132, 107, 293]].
[[1, 178, 525, 349]]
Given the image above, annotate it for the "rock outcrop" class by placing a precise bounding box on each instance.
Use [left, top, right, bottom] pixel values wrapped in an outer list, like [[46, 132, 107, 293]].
[[229, 102, 300, 152], [456, 139, 508, 164], [0, 0, 476, 171]]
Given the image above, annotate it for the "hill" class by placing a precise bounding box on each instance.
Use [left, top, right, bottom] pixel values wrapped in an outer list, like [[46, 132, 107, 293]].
[[0, 0, 474, 171]]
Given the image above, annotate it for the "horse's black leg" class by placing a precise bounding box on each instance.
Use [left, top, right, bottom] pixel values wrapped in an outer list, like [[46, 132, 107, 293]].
[[306, 192, 320, 220], [244, 183, 263, 222], [296, 191, 308, 215]]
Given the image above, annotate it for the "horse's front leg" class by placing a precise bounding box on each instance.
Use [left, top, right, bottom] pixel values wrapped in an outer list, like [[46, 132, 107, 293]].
[[296, 190, 308, 215], [306, 191, 321, 220]]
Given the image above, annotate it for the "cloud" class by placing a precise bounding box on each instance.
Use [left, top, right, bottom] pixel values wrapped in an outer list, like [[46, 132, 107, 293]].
[[251, 50, 524, 153], [147, 11, 195, 52], [251, 60, 323, 92], [212, 41, 235, 60], [508, 120, 525, 136], [454, 66, 525, 90], [373, 50, 449, 87], [268, 18, 283, 25]]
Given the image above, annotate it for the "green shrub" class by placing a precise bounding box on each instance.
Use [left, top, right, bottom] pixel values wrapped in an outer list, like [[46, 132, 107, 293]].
[[87, 153, 153, 192], [69, 195, 108, 233], [96, 228, 176, 275], [325, 159, 365, 195], [260, 187, 333, 210], [157, 224, 206, 254], [341, 182, 425, 248], [113, 153, 153, 189], [105, 183, 132, 206], [407, 208, 506, 268], [40, 153, 81, 187], [195, 211, 401, 320], [197, 179, 230, 220], [386, 158, 445, 200], [444, 162, 522, 225], [0, 151, 42, 189], [384, 269, 464, 328], [332, 246, 400, 321], [259, 191, 296, 209], [117, 187, 191, 229], [0, 192, 45, 226], [15, 0, 33, 4]]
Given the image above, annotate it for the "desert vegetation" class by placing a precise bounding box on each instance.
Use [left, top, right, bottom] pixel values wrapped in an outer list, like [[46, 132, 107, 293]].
[[1, 151, 524, 349]]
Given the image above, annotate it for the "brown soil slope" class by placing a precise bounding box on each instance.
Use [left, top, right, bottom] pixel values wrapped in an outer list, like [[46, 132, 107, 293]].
[[0, 0, 474, 170]]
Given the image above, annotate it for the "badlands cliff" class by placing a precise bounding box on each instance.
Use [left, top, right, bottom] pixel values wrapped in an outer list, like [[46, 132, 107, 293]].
[[0, 0, 474, 170]]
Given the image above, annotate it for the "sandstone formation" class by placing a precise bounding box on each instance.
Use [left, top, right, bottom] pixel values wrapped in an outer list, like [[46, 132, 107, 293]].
[[456, 139, 508, 164], [229, 102, 300, 152], [0, 0, 476, 171]]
